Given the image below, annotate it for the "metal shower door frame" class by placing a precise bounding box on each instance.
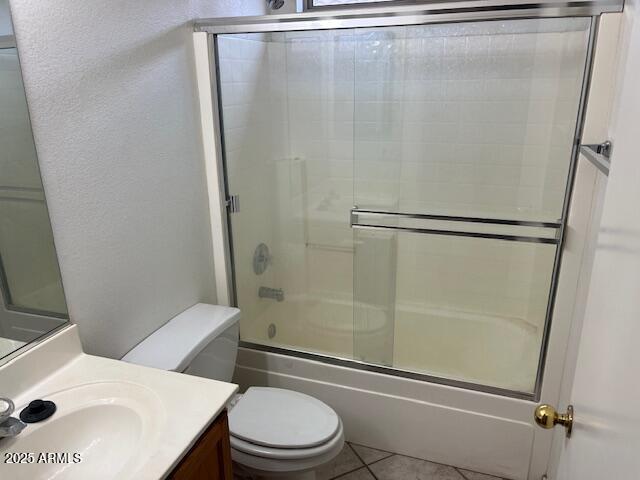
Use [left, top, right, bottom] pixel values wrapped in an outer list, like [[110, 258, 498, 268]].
[[202, 4, 610, 401]]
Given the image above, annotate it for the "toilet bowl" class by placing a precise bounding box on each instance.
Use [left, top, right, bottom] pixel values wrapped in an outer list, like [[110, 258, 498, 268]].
[[122, 303, 344, 479]]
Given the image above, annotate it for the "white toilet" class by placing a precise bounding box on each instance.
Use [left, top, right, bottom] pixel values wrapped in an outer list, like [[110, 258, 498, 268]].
[[122, 303, 344, 479]]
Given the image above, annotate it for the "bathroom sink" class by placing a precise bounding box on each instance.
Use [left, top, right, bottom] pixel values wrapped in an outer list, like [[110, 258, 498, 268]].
[[0, 381, 166, 480]]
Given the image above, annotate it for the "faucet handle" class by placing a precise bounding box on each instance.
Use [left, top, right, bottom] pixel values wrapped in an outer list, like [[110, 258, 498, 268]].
[[0, 398, 15, 420], [0, 398, 27, 438]]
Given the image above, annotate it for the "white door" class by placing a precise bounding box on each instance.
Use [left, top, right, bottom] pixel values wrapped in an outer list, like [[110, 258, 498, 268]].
[[547, 2, 640, 478]]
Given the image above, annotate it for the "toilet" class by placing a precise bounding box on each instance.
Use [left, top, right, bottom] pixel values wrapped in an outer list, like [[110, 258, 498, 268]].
[[122, 303, 344, 479]]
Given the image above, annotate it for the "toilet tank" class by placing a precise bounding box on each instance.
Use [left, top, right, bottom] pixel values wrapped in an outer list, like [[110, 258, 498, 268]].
[[122, 303, 241, 382]]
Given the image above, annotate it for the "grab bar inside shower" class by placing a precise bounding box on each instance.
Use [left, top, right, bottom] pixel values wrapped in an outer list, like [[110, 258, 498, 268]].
[[350, 209, 561, 244]]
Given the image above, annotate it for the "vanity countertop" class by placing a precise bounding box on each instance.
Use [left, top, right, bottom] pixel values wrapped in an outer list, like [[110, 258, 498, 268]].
[[0, 325, 238, 480]]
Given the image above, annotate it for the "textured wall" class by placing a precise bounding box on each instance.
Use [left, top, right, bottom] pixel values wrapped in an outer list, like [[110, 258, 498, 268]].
[[8, 0, 266, 358]]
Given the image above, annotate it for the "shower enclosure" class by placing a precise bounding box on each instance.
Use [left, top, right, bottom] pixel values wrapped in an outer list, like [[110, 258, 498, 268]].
[[197, 1, 616, 400]]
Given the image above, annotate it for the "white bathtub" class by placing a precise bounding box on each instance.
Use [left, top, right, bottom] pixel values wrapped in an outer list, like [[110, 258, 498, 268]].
[[242, 294, 541, 394], [233, 337, 537, 480]]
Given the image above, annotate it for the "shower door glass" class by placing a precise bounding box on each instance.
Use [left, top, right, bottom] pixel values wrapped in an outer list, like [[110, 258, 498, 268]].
[[351, 18, 591, 393], [218, 30, 357, 360], [216, 16, 591, 396]]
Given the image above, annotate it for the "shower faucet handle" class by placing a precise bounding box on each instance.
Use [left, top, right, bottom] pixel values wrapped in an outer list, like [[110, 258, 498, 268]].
[[253, 243, 272, 275]]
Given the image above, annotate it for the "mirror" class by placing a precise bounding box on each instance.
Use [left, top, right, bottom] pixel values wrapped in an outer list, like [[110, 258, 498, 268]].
[[0, 1, 68, 362]]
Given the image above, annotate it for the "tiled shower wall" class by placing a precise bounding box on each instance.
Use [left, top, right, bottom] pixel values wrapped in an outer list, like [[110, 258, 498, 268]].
[[218, 18, 590, 391], [218, 35, 310, 343], [352, 22, 587, 220], [219, 36, 278, 340], [282, 20, 588, 313]]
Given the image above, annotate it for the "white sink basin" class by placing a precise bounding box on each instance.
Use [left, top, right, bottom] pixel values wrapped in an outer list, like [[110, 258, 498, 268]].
[[1, 381, 166, 480], [0, 326, 237, 479]]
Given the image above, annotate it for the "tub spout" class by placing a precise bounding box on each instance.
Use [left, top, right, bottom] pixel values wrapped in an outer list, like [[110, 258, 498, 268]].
[[259, 286, 284, 302]]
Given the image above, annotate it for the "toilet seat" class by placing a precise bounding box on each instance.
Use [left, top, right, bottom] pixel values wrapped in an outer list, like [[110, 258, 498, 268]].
[[229, 387, 340, 450], [228, 387, 344, 473], [230, 419, 344, 460]]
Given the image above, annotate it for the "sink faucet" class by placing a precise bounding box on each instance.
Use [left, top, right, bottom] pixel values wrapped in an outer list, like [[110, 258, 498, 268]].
[[0, 398, 27, 438]]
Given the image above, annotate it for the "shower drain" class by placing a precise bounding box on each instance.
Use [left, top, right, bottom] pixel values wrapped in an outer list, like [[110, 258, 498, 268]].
[[268, 323, 277, 339]]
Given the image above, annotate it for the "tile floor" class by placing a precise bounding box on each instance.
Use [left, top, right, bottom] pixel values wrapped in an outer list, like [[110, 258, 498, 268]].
[[318, 442, 506, 480]]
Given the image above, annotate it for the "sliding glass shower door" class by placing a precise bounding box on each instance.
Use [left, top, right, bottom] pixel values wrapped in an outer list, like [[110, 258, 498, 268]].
[[216, 16, 591, 396]]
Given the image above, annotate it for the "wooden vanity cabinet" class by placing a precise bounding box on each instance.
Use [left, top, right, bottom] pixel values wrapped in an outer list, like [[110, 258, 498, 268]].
[[168, 410, 233, 480]]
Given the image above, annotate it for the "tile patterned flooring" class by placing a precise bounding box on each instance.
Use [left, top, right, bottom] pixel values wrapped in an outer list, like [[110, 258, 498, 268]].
[[318, 442, 506, 480]]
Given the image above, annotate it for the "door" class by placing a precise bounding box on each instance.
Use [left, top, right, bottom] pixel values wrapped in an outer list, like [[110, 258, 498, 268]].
[[545, 4, 640, 479]]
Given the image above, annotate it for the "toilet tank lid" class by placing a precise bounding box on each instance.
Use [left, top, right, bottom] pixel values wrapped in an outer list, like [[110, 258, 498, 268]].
[[121, 303, 240, 372]]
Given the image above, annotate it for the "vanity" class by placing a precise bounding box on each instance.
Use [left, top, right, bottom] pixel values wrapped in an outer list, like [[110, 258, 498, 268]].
[[0, 325, 237, 479], [169, 411, 233, 480]]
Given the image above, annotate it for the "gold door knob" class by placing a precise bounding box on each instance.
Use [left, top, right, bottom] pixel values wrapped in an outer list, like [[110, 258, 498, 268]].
[[534, 404, 573, 438]]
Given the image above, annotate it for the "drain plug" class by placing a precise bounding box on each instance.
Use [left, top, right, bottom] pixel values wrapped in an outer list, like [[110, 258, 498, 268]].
[[20, 399, 56, 423]]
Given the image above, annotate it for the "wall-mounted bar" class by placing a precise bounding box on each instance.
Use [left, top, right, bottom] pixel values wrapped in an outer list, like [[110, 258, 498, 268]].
[[580, 141, 612, 176], [195, 0, 623, 34], [306, 242, 355, 253], [351, 209, 561, 229], [350, 209, 561, 244]]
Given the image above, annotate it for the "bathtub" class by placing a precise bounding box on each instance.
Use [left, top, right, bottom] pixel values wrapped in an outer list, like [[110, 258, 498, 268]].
[[241, 294, 541, 394]]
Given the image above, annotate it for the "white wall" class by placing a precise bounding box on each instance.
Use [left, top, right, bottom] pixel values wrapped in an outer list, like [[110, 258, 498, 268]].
[[8, 0, 266, 358]]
